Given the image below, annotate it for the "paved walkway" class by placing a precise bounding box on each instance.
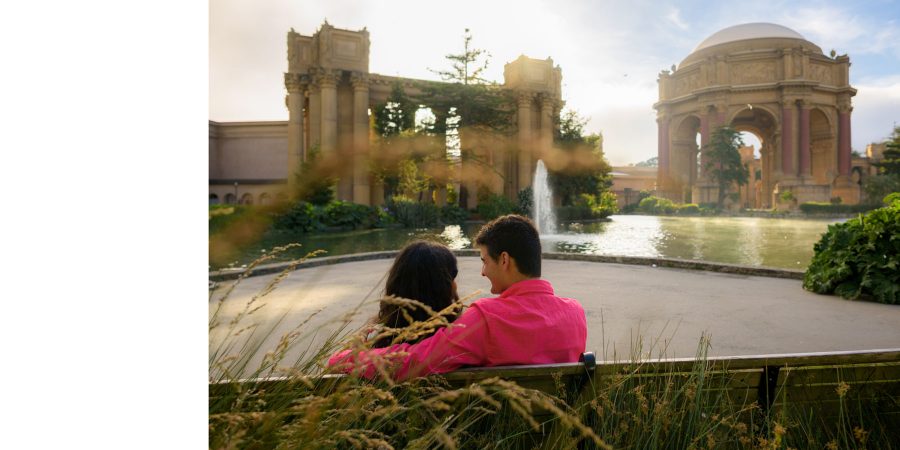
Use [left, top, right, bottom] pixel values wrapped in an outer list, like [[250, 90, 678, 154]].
[[210, 257, 900, 367]]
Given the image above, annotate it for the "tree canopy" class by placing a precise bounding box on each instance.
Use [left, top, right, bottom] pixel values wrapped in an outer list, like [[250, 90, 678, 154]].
[[702, 126, 749, 209], [548, 109, 612, 205]]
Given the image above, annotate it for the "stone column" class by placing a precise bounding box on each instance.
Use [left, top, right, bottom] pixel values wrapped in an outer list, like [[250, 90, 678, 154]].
[[781, 102, 795, 176], [285, 73, 307, 187], [798, 101, 811, 177], [317, 69, 339, 156], [308, 78, 322, 150], [351, 72, 371, 205], [539, 95, 554, 161], [715, 103, 727, 127], [517, 92, 535, 192], [657, 115, 670, 193], [698, 113, 709, 180], [838, 101, 852, 177]]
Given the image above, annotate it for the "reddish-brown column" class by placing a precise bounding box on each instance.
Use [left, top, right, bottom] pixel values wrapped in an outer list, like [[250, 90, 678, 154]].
[[658, 119, 669, 169], [799, 107, 810, 176], [839, 111, 852, 176], [699, 114, 709, 177], [781, 107, 794, 175]]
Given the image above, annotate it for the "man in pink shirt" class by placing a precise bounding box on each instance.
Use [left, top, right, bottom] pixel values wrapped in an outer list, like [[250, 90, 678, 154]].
[[328, 214, 587, 380]]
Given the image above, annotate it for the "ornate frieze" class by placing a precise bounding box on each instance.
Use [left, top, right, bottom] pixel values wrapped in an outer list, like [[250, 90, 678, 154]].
[[675, 71, 701, 96], [809, 63, 834, 85], [730, 61, 777, 85]]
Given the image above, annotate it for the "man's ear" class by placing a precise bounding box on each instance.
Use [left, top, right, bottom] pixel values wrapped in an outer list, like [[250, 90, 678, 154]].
[[499, 251, 510, 269]]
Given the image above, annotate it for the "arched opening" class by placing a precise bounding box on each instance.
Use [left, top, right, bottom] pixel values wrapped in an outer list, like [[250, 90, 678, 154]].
[[259, 193, 271, 206], [239, 193, 254, 205], [209, 194, 220, 205], [672, 115, 701, 202], [738, 131, 764, 208], [224, 193, 236, 204], [809, 108, 834, 185], [731, 106, 778, 208]]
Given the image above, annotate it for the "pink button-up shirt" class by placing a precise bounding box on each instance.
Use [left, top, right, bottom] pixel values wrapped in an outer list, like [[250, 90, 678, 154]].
[[327, 279, 587, 380]]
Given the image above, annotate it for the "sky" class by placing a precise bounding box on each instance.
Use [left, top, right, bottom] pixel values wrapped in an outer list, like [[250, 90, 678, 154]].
[[210, 0, 900, 166]]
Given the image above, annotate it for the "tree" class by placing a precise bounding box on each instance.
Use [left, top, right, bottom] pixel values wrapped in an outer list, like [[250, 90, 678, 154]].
[[292, 145, 335, 205], [872, 125, 900, 175], [420, 29, 514, 208], [374, 83, 416, 138], [430, 28, 491, 86], [548, 109, 613, 205], [702, 126, 749, 209], [864, 125, 900, 203], [634, 156, 658, 167]]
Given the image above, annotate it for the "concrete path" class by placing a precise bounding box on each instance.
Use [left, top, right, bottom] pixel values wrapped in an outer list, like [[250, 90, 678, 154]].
[[210, 257, 900, 369]]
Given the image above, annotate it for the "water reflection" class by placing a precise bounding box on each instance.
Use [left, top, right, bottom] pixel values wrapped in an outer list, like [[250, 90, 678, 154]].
[[544, 215, 839, 269], [236, 215, 839, 270], [439, 225, 471, 250]]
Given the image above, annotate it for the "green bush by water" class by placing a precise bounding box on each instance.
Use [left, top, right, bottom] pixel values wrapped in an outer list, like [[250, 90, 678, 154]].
[[803, 197, 900, 304], [273, 201, 393, 232], [388, 195, 441, 227], [476, 193, 517, 221], [798, 202, 878, 215], [557, 192, 618, 221]]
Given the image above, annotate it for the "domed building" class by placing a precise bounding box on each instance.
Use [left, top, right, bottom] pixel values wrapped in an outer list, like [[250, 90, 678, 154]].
[[654, 23, 858, 208]]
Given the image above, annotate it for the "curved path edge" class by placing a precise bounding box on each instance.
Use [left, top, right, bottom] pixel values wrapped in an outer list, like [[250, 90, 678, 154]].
[[209, 250, 804, 282]]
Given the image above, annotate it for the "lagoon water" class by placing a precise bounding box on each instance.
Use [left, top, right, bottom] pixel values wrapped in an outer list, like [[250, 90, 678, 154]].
[[250, 215, 840, 270]]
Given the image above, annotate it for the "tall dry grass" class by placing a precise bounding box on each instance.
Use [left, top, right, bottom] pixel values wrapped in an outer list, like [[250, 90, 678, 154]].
[[209, 248, 899, 449]]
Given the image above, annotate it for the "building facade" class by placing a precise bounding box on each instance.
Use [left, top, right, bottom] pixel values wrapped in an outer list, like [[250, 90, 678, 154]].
[[654, 23, 859, 208]]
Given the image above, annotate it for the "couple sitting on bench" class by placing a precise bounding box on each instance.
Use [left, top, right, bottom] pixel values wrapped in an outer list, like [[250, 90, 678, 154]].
[[328, 214, 588, 380]]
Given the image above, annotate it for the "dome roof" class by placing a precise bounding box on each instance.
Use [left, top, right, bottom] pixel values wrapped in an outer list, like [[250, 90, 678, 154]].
[[693, 23, 806, 52], [678, 22, 820, 68]]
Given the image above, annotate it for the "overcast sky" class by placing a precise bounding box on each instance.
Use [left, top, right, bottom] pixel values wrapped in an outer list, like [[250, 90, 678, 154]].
[[210, 0, 900, 166]]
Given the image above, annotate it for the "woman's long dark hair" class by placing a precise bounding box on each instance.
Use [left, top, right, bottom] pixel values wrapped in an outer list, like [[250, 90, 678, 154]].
[[373, 240, 460, 348]]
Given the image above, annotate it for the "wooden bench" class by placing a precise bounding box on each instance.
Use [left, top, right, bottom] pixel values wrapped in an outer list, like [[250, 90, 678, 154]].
[[210, 348, 900, 446]]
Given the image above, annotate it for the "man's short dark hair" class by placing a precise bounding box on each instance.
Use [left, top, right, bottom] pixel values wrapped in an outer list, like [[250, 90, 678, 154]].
[[474, 214, 541, 277]]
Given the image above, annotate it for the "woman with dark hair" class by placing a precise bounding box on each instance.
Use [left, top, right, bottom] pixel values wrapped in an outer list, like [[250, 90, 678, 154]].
[[371, 240, 461, 348]]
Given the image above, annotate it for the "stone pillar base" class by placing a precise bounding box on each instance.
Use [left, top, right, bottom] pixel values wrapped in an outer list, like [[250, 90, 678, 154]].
[[791, 183, 832, 204], [831, 176, 861, 205], [353, 185, 371, 206], [692, 181, 718, 205]]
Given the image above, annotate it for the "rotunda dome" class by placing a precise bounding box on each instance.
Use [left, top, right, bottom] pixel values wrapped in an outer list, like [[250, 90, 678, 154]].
[[679, 22, 821, 68], [693, 23, 805, 52]]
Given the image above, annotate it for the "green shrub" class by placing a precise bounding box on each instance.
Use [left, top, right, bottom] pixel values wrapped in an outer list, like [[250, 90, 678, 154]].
[[556, 204, 592, 221], [209, 205, 252, 234], [322, 201, 372, 229], [803, 199, 900, 304], [798, 202, 877, 215], [477, 193, 516, 221], [638, 196, 676, 214], [439, 204, 469, 224], [273, 201, 325, 232], [556, 193, 618, 221], [515, 187, 533, 216], [389, 195, 440, 227], [883, 192, 900, 205], [676, 203, 701, 215]]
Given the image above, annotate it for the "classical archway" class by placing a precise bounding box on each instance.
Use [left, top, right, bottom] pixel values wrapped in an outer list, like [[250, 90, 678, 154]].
[[655, 22, 859, 207], [670, 115, 700, 202]]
